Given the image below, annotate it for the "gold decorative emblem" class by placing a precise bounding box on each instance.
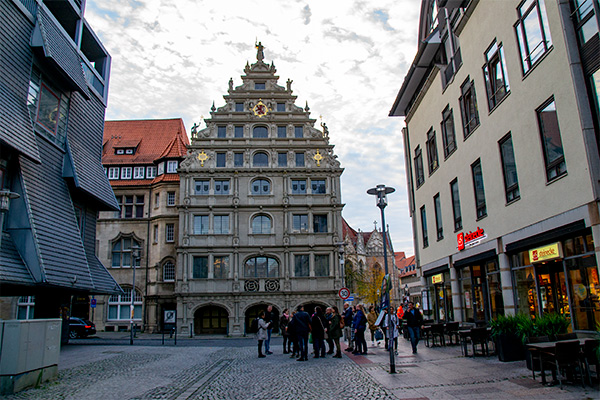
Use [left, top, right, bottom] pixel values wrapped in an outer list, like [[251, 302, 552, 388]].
[[313, 150, 323, 166], [197, 150, 208, 167], [253, 100, 269, 117]]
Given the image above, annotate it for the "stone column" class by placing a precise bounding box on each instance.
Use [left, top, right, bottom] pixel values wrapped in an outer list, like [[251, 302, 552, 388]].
[[499, 252, 515, 316], [449, 265, 462, 323]]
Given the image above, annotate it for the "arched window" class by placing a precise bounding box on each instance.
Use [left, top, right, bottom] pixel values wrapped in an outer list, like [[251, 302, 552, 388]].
[[251, 179, 270, 195], [163, 261, 175, 282], [112, 237, 141, 268], [252, 215, 271, 234], [108, 288, 142, 320], [252, 152, 269, 167], [253, 126, 268, 138], [244, 256, 279, 277]]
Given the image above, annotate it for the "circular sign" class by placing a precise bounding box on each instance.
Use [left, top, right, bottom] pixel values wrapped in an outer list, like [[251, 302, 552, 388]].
[[338, 287, 350, 300]]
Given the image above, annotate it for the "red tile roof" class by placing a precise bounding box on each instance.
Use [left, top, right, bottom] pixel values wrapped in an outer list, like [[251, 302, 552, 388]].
[[103, 118, 189, 165], [151, 174, 181, 184], [342, 218, 358, 242]]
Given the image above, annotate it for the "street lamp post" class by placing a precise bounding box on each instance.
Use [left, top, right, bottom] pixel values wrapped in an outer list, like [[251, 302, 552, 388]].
[[130, 245, 141, 345], [367, 184, 396, 374], [0, 190, 20, 249]]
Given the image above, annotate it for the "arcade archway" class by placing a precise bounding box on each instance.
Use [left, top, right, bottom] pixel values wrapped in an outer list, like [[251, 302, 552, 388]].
[[194, 305, 228, 335]]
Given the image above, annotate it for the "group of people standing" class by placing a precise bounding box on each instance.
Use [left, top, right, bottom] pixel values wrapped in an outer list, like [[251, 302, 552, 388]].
[[254, 301, 424, 359]]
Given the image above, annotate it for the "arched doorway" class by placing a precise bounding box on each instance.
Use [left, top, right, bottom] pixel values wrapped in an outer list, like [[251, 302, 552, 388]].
[[194, 305, 228, 335], [245, 304, 279, 334], [300, 302, 330, 317]]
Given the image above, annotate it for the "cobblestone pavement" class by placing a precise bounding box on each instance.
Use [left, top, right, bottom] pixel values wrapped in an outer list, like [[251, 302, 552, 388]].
[[5, 336, 599, 400]]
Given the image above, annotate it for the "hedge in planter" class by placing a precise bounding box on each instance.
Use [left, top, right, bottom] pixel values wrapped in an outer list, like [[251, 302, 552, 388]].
[[490, 315, 526, 362]]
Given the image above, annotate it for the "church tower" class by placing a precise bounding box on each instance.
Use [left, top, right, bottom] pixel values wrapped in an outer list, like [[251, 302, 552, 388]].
[[177, 43, 344, 336]]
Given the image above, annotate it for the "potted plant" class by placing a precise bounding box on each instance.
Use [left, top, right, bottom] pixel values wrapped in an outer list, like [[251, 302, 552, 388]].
[[490, 314, 526, 362], [535, 313, 570, 340]]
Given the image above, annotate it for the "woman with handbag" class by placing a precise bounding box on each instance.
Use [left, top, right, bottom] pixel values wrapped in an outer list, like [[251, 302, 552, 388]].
[[310, 306, 327, 358], [329, 306, 343, 358], [367, 305, 378, 346]]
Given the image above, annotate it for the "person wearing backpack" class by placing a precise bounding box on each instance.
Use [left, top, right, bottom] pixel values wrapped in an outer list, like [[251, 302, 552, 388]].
[[256, 311, 270, 358]]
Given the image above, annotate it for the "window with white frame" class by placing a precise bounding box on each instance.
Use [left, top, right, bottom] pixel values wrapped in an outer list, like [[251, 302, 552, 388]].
[[108, 167, 119, 180], [291, 179, 307, 194], [17, 296, 35, 319], [195, 180, 210, 195], [163, 261, 175, 281], [108, 288, 142, 320], [146, 166, 157, 179], [157, 162, 164, 175], [193, 215, 209, 234], [214, 180, 230, 195], [214, 215, 229, 234], [133, 166, 145, 179], [293, 214, 309, 232], [121, 167, 132, 179], [166, 160, 178, 173], [166, 223, 175, 242], [167, 191, 176, 206]]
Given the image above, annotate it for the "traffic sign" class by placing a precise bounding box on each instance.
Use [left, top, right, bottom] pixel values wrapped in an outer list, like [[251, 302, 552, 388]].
[[347, 296, 354, 302], [338, 287, 350, 300], [90, 298, 97, 308]]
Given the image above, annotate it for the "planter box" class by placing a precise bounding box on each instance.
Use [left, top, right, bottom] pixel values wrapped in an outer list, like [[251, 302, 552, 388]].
[[496, 334, 525, 362]]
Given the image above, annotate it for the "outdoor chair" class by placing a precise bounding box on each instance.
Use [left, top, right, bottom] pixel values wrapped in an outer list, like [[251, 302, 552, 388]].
[[445, 322, 460, 345], [470, 327, 489, 356], [527, 335, 550, 381], [554, 340, 585, 389], [430, 323, 446, 347], [582, 339, 599, 387]]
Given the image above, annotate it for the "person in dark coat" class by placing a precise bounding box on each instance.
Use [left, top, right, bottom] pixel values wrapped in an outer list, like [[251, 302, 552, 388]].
[[352, 304, 368, 355], [403, 302, 424, 354], [325, 307, 334, 354], [292, 305, 311, 361], [280, 308, 291, 354], [264, 305, 275, 355], [311, 306, 327, 358], [342, 303, 354, 352], [329, 306, 343, 358], [287, 311, 298, 358]]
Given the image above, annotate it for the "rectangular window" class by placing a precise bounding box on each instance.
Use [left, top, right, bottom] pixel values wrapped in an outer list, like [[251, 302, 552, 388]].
[[108, 167, 119, 180], [166, 223, 175, 242], [121, 195, 134, 219], [193, 215, 209, 234], [195, 180, 210, 195], [277, 126, 287, 138], [315, 255, 329, 277], [235, 103, 244, 112], [234, 125, 244, 138], [214, 256, 229, 279], [420, 205, 428, 248], [294, 126, 303, 138], [158, 162, 165, 175], [471, 159, 487, 219], [459, 77, 480, 138], [17, 296, 35, 320], [441, 106, 457, 158], [214, 215, 229, 234], [125, 149, 134, 155], [135, 195, 144, 218], [214, 180, 230, 195], [293, 214, 309, 232], [414, 146, 425, 188], [154, 193, 160, 208], [278, 152, 287, 167], [146, 166, 157, 179], [291, 179, 307, 194], [515, 0, 553, 74], [434, 193, 443, 240], [295, 152, 305, 167], [166, 161, 177, 173], [426, 128, 439, 174], [441, 30, 462, 88], [167, 191, 176, 206], [483, 41, 510, 111], [277, 102, 286, 112], [234, 152, 244, 167], [295, 254, 310, 277], [572, 0, 598, 45], [36, 84, 61, 134], [216, 152, 226, 167], [121, 167, 132, 179], [537, 98, 566, 181], [153, 224, 158, 243], [499, 133, 520, 202], [133, 166, 145, 179], [193, 256, 208, 279], [311, 179, 326, 194], [255, 82, 265, 90], [313, 214, 328, 233], [217, 125, 227, 138], [450, 179, 462, 231]]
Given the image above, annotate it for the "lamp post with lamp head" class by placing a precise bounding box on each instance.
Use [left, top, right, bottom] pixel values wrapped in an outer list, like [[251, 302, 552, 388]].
[[130, 244, 141, 345], [0, 190, 20, 250], [367, 184, 396, 374]]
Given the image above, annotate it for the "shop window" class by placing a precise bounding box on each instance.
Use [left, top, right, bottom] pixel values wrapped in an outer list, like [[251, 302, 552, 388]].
[[459, 77, 480, 139], [441, 105, 457, 158], [566, 256, 599, 330], [108, 288, 142, 320], [513, 266, 538, 318], [460, 267, 474, 322], [214, 256, 229, 279], [245, 256, 278, 278], [315, 255, 329, 276], [486, 261, 504, 320], [450, 179, 462, 231], [515, 0, 553, 75], [295, 254, 310, 277], [537, 98, 567, 181], [499, 133, 520, 203], [426, 128, 439, 174]]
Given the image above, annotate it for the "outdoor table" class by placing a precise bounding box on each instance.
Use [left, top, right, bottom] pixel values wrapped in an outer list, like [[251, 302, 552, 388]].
[[459, 328, 492, 357], [525, 339, 587, 385]]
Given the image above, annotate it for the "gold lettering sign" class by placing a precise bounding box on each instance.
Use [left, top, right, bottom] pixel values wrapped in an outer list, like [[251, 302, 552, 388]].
[[529, 242, 562, 263], [431, 273, 443, 284]]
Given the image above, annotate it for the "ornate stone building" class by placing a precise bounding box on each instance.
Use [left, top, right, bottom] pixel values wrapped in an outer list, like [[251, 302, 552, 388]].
[[175, 44, 344, 336]]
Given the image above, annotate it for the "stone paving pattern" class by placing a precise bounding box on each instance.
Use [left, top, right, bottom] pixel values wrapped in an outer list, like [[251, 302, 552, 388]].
[[4, 333, 598, 400]]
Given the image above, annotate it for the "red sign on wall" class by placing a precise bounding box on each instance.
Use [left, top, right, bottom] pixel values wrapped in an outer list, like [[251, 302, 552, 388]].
[[457, 227, 486, 251], [457, 232, 465, 251]]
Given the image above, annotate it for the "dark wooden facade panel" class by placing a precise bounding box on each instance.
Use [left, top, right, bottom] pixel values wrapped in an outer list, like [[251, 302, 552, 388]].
[[0, 232, 33, 285]]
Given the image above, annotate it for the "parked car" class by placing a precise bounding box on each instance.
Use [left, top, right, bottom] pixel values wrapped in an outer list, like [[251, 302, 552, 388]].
[[68, 317, 96, 339]]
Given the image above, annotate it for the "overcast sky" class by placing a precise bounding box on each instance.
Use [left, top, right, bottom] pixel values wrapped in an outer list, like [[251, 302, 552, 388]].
[[86, 0, 422, 256]]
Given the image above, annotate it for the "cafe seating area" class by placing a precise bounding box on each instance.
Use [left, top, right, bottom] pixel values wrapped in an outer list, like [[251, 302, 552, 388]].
[[419, 321, 495, 358]]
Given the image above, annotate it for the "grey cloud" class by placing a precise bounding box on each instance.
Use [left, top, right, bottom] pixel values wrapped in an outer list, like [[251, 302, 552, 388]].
[[324, 26, 374, 48], [302, 5, 311, 25]]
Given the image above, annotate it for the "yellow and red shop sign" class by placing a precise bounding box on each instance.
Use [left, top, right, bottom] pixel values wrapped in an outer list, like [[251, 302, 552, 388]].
[[529, 242, 563, 263], [431, 273, 443, 284]]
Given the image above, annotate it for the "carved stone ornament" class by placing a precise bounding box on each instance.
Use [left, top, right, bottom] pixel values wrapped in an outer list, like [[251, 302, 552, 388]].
[[183, 197, 191, 206], [245, 280, 259, 292], [265, 279, 280, 292]]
